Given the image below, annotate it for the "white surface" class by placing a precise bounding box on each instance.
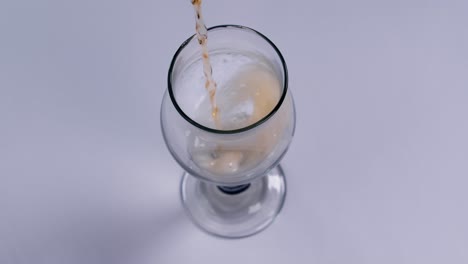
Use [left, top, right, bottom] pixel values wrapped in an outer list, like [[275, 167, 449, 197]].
[[1, 0, 468, 263]]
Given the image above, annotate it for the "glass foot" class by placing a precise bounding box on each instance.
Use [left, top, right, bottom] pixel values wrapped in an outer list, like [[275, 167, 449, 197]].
[[180, 165, 287, 238]]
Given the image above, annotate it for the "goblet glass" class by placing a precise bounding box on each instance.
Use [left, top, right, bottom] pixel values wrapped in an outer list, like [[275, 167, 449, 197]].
[[161, 25, 295, 238]]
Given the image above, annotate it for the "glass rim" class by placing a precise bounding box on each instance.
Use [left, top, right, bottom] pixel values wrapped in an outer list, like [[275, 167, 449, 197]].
[[167, 24, 288, 135]]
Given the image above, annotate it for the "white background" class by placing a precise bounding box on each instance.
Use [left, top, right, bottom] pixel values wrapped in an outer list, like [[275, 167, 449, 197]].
[[1, 0, 467, 263]]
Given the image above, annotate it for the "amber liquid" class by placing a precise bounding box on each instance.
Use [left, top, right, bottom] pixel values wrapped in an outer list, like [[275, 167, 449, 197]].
[[188, 1, 288, 176], [192, 62, 284, 175], [191, 0, 220, 128]]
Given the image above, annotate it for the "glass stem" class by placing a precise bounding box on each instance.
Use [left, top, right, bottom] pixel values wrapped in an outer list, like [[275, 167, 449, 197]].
[[217, 183, 251, 195]]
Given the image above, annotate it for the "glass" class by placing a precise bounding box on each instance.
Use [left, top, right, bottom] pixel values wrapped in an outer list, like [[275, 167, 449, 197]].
[[161, 25, 296, 238]]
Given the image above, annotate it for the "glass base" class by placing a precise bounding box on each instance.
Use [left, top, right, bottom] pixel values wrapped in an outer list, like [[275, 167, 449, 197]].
[[180, 165, 286, 238]]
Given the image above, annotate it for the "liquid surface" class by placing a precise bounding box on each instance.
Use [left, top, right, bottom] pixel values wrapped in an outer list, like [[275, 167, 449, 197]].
[[190, 55, 285, 176], [195, 60, 281, 130]]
